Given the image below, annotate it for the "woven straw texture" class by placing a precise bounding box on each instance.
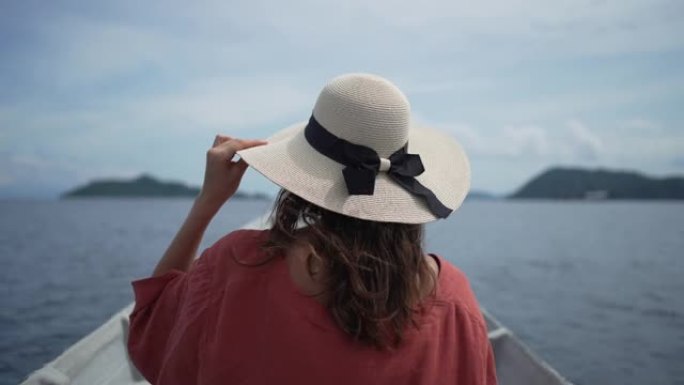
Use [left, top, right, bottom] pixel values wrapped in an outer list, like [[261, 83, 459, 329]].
[[238, 73, 470, 224]]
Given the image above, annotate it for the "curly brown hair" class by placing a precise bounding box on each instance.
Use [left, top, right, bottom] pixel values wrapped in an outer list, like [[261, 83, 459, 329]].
[[264, 189, 436, 349]]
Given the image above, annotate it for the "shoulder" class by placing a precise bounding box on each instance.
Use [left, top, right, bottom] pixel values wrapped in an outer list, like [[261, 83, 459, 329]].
[[432, 255, 487, 328], [198, 229, 275, 272], [209, 228, 271, 256]]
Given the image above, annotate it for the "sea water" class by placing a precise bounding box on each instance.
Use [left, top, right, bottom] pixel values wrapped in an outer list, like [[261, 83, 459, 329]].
[[0, 199, 682, 385]]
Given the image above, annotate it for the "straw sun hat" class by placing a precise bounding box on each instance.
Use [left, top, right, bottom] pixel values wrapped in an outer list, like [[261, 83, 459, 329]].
[[237, 73, 470, 224]]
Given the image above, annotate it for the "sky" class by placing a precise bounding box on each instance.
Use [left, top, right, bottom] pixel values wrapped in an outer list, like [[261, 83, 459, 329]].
[[1, 0, 683, 198]]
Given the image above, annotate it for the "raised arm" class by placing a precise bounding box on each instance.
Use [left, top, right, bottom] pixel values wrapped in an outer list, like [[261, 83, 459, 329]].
[[152, 135, 266, 277]]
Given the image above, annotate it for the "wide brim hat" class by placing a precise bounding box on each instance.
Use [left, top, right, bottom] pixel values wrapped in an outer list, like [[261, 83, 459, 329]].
[[237, 73, 470, 224]]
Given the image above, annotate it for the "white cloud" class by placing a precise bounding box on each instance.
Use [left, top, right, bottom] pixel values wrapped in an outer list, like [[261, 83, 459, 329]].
[[0, 74, 316, 197], [250, 0, 684, 58], [461, 77, 684, 123], [47, 20, 173, 86], [502, 125, 552, 157], [120, 76, 314, 133], [435, 118, 681, 168], [440, 121, 597, 161], [2, 74, 313, 148], [427, 117, 684, 192], [14, 0, 682, 89], [1, 0, 682, 197], [620, 118, 662, 132], [566, 120, 604, 161]]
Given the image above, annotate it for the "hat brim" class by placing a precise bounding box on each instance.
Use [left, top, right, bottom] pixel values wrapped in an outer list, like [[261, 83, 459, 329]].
[[237, 121, 470, 224]]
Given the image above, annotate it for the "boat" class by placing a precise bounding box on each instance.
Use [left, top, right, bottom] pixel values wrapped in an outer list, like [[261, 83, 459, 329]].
[[20, 215, 573, 385]]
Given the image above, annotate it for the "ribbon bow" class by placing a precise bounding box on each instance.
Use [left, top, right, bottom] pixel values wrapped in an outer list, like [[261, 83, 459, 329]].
[[304, 116, 452, 218]]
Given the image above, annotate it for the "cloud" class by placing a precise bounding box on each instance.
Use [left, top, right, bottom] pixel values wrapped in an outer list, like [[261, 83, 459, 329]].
[[48, 20, 173, 86], [620, 118, 662, 132], [440, 120, 606, 162], [0, 151, 137, 197], [5, 0, 683, 91], [251, 0, 684, 57], [434, 117, 678, 172], [2, 74, 313, 147], [566, 120, 604, 161], [0, 73, 316, 197], [426, 116, 684, 192], [1, 0, 682, 197], [120, 76, 314, 133]]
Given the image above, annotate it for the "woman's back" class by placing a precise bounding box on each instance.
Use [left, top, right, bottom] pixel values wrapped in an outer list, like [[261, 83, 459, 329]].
[[128, 229, 496, 385], [127, 73, 496, 384]]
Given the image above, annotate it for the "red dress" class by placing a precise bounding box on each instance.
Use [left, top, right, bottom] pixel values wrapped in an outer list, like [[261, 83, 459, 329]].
[[128, 229, 497, 384]]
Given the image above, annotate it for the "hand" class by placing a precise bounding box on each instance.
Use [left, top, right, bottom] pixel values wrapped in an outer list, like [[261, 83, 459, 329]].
[[196, 135, 267, 211]]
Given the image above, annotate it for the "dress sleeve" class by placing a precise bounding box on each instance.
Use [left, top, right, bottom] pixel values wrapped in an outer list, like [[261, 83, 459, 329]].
[[462, 315, 499, 385], [126, 248, 215, 384], [470, 308, 498, 385]]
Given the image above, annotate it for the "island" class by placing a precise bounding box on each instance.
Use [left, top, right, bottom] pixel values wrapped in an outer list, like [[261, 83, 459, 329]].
[[61, 174, 270, 200], [510, 167, 684, 200], [466, 190, 498, 200]]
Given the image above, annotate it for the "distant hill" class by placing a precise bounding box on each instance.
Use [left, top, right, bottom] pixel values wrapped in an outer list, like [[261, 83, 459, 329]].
[[62, 174, 270, 200], [466, 190, 498, 200], [510, 167, 684, 200]]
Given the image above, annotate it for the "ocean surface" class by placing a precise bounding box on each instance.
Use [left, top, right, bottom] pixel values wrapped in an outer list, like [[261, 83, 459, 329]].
[[0, 199, 683, 385]]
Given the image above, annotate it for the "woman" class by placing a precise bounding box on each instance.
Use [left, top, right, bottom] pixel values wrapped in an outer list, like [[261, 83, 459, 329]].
[[128, 73, 497, 384]]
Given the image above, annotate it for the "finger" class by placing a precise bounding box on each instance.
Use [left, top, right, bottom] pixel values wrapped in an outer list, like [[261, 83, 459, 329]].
[[223, 139, 268, 152], [213, 135, 232, 147], [214, 139, 266, 161], [228, 159, 250, 179], [212, 134, 233, 147], [235, 158, 249, 172]]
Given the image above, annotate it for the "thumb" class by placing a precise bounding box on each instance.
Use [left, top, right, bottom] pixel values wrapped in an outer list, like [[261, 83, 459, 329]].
[[236, 158, 249, 172], [230, 159, 249, 179]]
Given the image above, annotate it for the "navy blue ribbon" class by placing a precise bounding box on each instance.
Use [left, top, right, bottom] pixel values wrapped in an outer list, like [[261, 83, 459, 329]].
[[304, 116, 452, 219]]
